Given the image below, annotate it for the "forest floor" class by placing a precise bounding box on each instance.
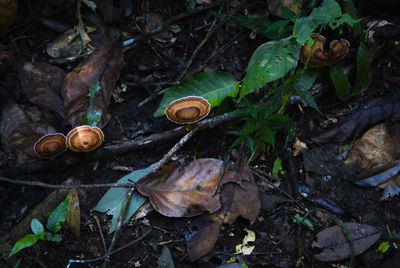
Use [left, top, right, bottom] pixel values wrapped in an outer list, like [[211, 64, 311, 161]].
[[1, 0, 400, 267]]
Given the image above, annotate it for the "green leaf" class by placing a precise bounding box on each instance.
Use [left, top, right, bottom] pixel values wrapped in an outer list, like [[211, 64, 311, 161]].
[[331, 13, 361, 29], [293, 213, 313, 229], [88, 78, 101, 108], [8, 234, 39, 257], [272, 157, 284, 178], [240, 37, 298, 98], [81, 109, 102, 127], [93, 163, 156, 233], [157, 246, 175, 268], [154, 71, 238, 117], [378, 241, 390, 253], [46, 194, 71, 233], [329, 63, 351, 101], [30, 219, 45, 240], [45, 233, 62, 242], [263, 127, 275, 148], [246, 136, 255, 152], [281, 6, 297, 20], [353, 42, 371, 95], [294, 0, 342, 44], [231, 137, 243, 148], [81, 78, 103, 127], [294, 69, 321, 113], [31, 218, 44, 236]]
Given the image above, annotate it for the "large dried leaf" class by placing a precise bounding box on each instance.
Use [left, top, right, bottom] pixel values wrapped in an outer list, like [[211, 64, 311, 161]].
[[313, 99, 400, 144], [9, 121, 56, 157], [136, 158, 223, 217], [20, 62, 67, 122], [186, 161, 260, 261], [61, 40, 124, 128], [312, 222, 382, 262], [0, 103, 29, 153], [220, 163, 261, 224]]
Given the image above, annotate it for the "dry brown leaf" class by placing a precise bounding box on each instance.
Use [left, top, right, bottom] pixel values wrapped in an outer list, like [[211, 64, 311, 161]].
[[0, 102, 29, 153], [66, 189, 81, 237], [61, 40, 125, 128], [345, 123, 400, 169], [186, 161, 260, 261], [9, 120, 57, 157], [312, 222, 382, 262], [186, 211, 224, 262], [220, 163, 260, 224], [20, 62, 67, 122], [136, 158, 223, 217]]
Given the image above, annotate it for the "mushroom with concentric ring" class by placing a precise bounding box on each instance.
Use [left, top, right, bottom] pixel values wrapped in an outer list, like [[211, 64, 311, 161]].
[[299, 33, 350, 68], [164, 96, 211, 124], [34, 133, 67, 159], [66, 125, 104, 152]]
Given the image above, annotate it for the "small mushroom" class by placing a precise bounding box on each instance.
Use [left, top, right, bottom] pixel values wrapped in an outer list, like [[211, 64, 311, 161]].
[[299, 33, 350, 68], [0, 51, 13, 71], [164, 96, 211, 124], [34, 133, 67, 159], [66, 125, 104, 152]]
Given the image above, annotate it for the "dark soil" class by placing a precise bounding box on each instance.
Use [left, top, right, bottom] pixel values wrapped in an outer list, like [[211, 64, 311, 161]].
[[1, 0, 400, 267]]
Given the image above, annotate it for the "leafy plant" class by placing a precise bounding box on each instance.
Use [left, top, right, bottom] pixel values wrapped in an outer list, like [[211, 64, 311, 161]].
[[329, 42, 372, 101], [231, 96, 293, 163], [81, 78, 103, 126], [293, 213, 314, 230], [8, 194, 71, 258]]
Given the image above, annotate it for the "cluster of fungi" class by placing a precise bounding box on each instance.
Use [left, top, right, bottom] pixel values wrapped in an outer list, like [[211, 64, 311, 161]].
[[33, 126, 104, 160], [33, 96, 210, 160]]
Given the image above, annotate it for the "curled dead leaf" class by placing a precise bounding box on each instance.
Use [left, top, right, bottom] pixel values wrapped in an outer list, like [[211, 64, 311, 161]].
[[20, 62, 67, 122], [136, 158, 223, 217], [61, 40, 125, 128]]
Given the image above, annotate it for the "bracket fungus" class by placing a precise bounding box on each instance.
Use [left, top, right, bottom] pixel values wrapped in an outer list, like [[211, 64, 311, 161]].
[[34, 133, 67, 159], [299, 33, 350, 68], [164, 96, 211, 124], [66, 125, 104, 152]]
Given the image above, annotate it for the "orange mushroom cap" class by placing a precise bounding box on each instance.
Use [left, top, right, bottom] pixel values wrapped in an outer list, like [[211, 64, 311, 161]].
[[164, 96, 211, 124], [66, 125, 104, 152], [34, 133, 67, 159], [299, 33, 350, 68]]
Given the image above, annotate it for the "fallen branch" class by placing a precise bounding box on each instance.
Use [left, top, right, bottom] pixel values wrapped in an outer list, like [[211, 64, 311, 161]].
[[16, 111, 240, 173], [0, 176, 136, 189]]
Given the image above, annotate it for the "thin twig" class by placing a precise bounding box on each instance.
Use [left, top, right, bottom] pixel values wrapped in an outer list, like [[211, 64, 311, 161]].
[[102, 187, 136, 267], [0, 176, 136, 189], [93, 215, 107, 255], [178, 0, 248, 81], [66, 230, 151, 268]]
